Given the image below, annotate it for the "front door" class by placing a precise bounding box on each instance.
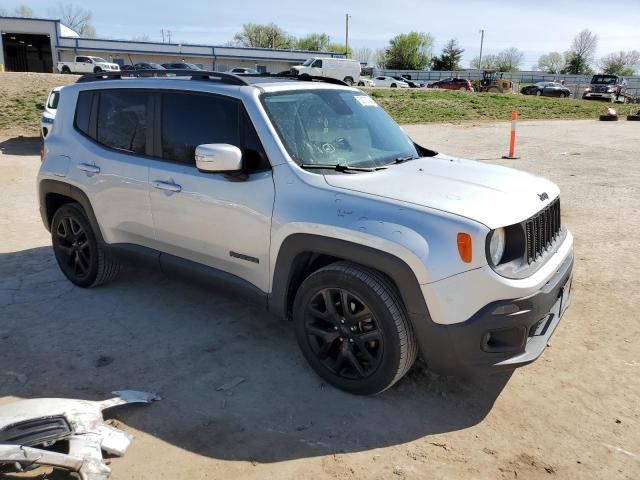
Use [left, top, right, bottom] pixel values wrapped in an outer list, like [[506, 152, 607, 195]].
[[148, 91, 274, 292]]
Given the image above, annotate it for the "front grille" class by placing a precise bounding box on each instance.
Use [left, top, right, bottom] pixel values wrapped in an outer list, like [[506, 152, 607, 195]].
[[525, 198, 561, 264]]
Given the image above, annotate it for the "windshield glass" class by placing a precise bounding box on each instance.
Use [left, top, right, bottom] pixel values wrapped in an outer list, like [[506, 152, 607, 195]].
[[302, 58, 314, 66], [262, 90, 418, 170], [91, 57, 107, 63], [591, 75, 617, 85]]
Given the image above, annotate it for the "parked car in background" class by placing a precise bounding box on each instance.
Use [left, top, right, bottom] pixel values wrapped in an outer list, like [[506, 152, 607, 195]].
[[291, 57, 361, 85], [132, 63, 166, 70], [582, 75, 630, 103], [37, 86, 62, 138], [428, 78, 473, 91], [162, 62, 202, 70], [373, 76, 409, 88], [521, 82, 571, 98], [393, 76, 423, 88], [229, 67, 260, 74], [57, 56, 120, 74], [357, 78, 376, 87]]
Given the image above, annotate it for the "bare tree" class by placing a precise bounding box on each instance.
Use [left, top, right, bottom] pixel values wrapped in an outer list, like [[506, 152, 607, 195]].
[[470, 54, 498, 70], [374, 48, 388, 69], [56, 3, 96, 37], [353, 47, 373, 65], [495, 47, 524, 72], [13, 5, 34, 17], [599, 50, 640, 76], [132, 34, 152, 42], [0, 7, 9, 16], [564, 29, 598, 74]]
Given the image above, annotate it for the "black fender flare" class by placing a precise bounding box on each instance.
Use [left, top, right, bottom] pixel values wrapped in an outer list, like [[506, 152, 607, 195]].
[[38, 179, 104, 243], [269, 233, 430, 320]]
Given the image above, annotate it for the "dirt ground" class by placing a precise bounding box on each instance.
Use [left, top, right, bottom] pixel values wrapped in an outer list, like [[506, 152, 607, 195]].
[[0, 120, 638, 480]]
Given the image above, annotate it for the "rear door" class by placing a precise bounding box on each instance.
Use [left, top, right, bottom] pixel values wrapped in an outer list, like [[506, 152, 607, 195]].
[[71, 89, 155, 246], [147, 91, 274, 292]]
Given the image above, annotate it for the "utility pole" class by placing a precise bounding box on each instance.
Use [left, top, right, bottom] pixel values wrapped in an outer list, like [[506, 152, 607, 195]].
[[161, 29, 165, 43], [478, 29, 485, 70], [345, 13, 350, 58]]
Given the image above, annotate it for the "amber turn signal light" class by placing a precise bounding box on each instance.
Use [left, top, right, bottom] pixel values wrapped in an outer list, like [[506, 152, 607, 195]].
[[457, 233, 472, 263]]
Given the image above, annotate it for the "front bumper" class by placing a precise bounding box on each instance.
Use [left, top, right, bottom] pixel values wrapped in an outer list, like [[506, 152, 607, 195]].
[[583, 92, 613, 100], [416, 251, 573, 375]]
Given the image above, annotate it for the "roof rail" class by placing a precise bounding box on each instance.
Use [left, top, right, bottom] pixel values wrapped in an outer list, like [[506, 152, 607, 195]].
[[240, 73, 348, 86], [76, 69, 249, 86], [75, 70, 349, 87]]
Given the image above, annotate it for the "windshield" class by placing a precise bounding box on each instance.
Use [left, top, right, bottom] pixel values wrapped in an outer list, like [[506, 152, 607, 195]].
[[302, 58, 314, 66], [591, 75, 617, 85], [262, 90, 418, 170], [90, 57, 107, 63]]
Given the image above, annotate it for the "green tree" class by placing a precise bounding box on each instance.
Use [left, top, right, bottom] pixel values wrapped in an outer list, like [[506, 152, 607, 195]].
[[599, 50, 640, 76], [296, 33, 330, 51], [536, 52, 564, 73], [431, 39, 464, 71], [562, 29, 597, 74], [384, 32, 434, 70], [233, 23, 295, 49]]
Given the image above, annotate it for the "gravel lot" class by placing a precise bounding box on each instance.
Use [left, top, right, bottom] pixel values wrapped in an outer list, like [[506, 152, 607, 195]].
[[0, 120, 638, 480]]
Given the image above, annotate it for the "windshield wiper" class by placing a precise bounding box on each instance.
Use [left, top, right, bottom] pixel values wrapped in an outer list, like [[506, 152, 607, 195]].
[[391, 155, 420, 164], [300, 163, 386, 172]]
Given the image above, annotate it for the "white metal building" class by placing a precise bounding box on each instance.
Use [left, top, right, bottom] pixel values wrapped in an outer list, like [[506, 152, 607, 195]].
[[0, 16, 343, 73]]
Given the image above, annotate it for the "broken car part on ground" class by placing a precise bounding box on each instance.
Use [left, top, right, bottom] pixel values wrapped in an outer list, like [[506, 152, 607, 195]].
[[0, 390, 160, 480]]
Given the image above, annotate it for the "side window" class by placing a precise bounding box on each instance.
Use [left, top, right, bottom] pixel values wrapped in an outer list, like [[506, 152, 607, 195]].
[[47, 91, 60, 109], [76, 57, 90, 63], [74, 91, 94, 136], [161, 92, 240, 165], [241, 111, 270, 171], [96, 91, 148, 154], [312, 59, 323, 68]]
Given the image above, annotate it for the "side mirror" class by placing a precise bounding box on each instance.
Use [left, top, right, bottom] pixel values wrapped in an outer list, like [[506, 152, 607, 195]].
[[35, 103, 45, 111], [195, 144, 243, 173]]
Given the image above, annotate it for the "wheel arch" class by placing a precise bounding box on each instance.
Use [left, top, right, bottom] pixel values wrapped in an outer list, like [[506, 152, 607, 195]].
[[269, 233, 430, 323], [39, 179, 104, 243]]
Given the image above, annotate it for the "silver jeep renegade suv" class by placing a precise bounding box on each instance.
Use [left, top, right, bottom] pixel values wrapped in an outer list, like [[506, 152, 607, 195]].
[[38, 71, 574, 395]]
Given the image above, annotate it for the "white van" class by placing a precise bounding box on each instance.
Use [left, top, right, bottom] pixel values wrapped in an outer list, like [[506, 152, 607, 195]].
[[291, 57, 361, 85]]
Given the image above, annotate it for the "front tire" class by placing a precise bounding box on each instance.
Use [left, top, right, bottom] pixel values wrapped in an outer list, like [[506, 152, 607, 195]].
[[293, 262, 417, 395], [51, 203, 119, 288], [93, 66, 103, 73]]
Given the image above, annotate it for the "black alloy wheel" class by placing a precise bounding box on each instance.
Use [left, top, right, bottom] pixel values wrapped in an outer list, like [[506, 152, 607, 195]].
[[303, 287, 383, 379]]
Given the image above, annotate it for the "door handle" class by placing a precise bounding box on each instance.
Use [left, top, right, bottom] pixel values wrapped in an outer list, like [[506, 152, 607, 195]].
[[77, 163, 100, 174], [152, 180, 182, 193]]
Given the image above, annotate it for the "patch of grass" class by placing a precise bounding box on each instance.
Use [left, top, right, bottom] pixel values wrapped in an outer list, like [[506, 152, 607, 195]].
[[368, 89, 623, 124], [0, 88, 52, 131]]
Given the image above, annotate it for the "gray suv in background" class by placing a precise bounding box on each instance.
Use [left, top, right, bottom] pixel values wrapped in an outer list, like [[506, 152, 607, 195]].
[[38, 71, 573, 395]]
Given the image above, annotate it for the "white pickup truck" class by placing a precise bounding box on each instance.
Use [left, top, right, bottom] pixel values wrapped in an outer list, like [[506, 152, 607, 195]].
[[57, 56, 120, 74]]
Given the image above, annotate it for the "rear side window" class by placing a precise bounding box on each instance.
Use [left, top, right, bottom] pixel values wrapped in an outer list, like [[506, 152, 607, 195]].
[[160, 92, 240, 165], [96, 91, 148, 154], [74, 91, 94, 136]]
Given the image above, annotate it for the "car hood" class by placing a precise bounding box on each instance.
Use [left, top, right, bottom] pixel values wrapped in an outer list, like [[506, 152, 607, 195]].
[[323, 154, 559, 229]]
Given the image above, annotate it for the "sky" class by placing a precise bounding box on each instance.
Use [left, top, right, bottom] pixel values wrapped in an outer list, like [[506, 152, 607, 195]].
[[9, 0, 640, 68]]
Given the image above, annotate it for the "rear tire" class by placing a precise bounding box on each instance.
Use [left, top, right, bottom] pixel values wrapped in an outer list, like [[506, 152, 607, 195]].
[[559, 93, 566, 98], [627, 115, 640, 121], [599, 115, 619, 121], [343, 76, 354, 86], [535, 90, 542, 96], [390, 83, 397, 88], [51, 203, 119, 288], [61, 66, 71, 74], [293, 261, 417, 395]]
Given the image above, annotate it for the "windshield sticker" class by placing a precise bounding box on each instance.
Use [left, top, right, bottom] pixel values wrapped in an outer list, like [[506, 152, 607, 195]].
[[355, 96, 378, 107]]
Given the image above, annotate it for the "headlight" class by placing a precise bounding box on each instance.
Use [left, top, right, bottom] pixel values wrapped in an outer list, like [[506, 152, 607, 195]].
[[489, 228, 506, 265], [584, 87, 591, 92], [41, 116, 54, 124], [607, 87, 615, 93]]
